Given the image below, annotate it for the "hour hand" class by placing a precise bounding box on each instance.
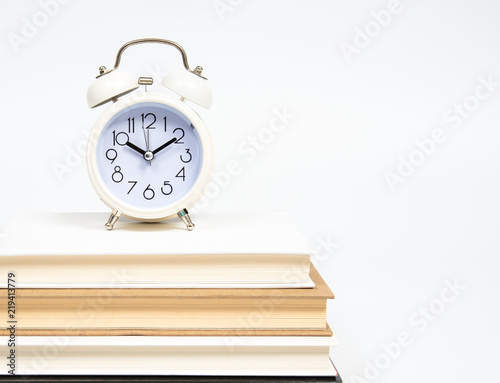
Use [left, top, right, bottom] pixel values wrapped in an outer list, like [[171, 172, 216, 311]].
[[125, 141, 146, 156], [152, 137, 177, 155]]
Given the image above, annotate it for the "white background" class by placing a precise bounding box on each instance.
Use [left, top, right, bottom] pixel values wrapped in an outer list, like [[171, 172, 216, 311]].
[[1, 1, 499, 382]]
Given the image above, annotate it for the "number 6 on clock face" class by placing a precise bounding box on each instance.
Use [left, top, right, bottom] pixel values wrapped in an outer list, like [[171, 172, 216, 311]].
[[87, 93, 214, 222]]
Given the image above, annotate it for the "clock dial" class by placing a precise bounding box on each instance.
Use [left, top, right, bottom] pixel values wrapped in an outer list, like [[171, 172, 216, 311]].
[[96, 102, 203, 209]]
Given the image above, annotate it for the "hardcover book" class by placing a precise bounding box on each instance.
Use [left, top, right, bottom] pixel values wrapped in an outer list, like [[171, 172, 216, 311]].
[[0, 212, 314, 288], [0, 336, 339, 377], [0, 373, 342, 382], [0, 265, 333, 334]]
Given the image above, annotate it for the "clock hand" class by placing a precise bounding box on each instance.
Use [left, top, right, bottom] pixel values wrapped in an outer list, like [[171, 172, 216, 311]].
[[125, 141, 147, 156], [141, 124, 151, 166], [152, 137, 177, 155], [147, 127, 151, 166]]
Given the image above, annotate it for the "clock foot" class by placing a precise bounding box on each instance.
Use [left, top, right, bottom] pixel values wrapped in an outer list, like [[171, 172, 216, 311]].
[[105, 209, 121, 231], [177, 208, 195, 231]]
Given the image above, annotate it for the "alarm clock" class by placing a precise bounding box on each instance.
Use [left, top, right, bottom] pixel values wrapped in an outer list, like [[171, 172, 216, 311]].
[[86, 38, 214, 230]]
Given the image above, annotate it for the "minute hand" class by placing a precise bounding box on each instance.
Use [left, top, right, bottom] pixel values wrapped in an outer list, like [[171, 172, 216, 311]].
[[152, 137, 177, 155]]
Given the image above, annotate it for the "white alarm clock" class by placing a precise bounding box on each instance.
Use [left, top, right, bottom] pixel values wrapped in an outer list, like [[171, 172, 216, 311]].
[[86, 39, 214, 230]]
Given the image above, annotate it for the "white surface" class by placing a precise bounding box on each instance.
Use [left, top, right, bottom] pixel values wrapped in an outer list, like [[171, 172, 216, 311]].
[[1, 1, 499, 381]]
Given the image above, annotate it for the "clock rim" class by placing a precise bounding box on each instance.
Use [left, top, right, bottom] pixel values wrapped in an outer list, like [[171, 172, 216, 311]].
[[86, 92, 214, 222]]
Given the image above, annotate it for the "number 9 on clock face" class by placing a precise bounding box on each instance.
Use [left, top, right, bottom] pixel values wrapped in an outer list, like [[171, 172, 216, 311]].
[[87, 94, 214, 221]]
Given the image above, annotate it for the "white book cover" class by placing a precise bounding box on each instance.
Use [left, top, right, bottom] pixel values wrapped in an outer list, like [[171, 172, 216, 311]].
[[0, 212, 314, 288], [1, 335, 339, 376]]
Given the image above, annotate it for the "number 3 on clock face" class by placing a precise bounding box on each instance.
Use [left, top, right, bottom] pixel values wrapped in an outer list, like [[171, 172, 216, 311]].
[[87, 94, 214, 222]]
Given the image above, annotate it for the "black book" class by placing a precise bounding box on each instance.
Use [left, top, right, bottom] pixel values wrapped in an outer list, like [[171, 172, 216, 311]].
[[0, 372, 342, 383]]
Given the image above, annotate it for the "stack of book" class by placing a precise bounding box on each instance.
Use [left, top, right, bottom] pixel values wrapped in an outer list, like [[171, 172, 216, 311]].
[[0, 212, 341, 382]]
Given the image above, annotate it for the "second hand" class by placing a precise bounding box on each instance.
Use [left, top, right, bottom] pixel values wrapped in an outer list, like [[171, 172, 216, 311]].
[[147, 127, 151, 166], [142, 124, 152, 166]]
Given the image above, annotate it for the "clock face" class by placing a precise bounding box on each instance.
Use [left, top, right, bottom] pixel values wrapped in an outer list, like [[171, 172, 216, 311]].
[[95, 102, 203, 210]]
